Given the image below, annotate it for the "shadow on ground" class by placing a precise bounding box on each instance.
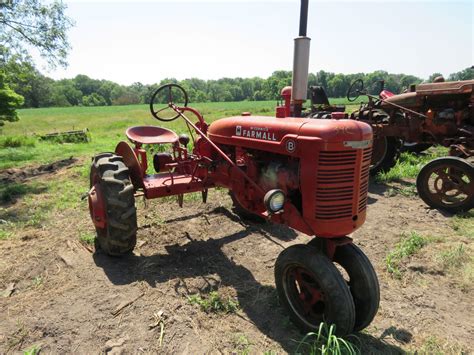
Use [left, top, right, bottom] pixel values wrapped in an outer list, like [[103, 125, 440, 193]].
[[94, 207, 405, 353]]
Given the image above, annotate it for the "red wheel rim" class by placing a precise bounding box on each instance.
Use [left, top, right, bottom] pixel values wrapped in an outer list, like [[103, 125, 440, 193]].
[[283, 265, 326, 326]]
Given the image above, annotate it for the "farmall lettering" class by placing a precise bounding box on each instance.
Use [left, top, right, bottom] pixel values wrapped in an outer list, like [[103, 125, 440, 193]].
[[235, 125, 278, 141]]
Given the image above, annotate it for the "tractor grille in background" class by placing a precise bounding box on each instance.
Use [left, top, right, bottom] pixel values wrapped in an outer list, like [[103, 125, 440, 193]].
[[358, 147, 372, 213], [315, 150, 357, 220]]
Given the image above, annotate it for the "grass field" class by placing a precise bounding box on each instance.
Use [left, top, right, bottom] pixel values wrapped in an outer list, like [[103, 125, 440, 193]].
[[0, 99, 362, 169], [1, 99, 473, 354]]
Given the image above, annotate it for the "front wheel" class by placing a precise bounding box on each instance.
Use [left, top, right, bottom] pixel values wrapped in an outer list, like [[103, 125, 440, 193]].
[[333, 244, 379, 331], [307, 240, 380, 332], [416, 157, 474, 213], [274, 244, 355, 335], [89, 153, 138, 255]]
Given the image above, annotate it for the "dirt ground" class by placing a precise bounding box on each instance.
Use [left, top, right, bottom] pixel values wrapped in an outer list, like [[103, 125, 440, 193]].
[[0, 160, 473, 354]]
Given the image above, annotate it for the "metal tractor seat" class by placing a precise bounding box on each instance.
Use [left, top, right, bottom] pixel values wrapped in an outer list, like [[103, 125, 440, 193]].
[[125, 126, 179, 145]]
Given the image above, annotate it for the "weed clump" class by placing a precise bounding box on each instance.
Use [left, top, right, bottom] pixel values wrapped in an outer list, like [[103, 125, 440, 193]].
[[0, 135, 36, 148], [79, 232, 95, 245], [188, 291, 239, 314], [386, 231, 428, 278], [295, 323, 359, 355]]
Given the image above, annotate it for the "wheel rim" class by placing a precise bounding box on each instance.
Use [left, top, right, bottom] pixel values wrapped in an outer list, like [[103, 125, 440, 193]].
[[283, 264, 326, 328], [88, 170, 107, 229], [371, 136, 388, 170], [423, 164, 473, 208]]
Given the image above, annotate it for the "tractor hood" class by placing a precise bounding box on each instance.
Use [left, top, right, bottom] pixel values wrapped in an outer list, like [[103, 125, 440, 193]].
[[208, 115, 372, 155], [381, 80, 474, 110], [381, 92, 418, 109]]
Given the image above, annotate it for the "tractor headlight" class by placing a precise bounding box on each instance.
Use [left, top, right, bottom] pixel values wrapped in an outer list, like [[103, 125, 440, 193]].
[[264, 189, 285, 213]]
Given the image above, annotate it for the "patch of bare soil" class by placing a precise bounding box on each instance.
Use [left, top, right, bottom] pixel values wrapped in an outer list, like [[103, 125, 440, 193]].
[[0, 158, 78, 185], [0, 173, 472, 354]]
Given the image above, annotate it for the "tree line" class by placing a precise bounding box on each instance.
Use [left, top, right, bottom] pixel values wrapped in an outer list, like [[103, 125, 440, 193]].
[[1, 1, 473, 126], [4, 60, 473, 109]]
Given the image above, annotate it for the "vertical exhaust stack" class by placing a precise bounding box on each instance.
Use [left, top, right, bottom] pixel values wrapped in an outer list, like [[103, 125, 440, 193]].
[[291, 0, 311, 117]]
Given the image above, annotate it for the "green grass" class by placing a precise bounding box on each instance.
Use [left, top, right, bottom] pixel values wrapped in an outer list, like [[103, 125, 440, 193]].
[[0, 182, 47, 203], [410, 335, 467, 355], [386, 231, 429, 278], [79, 232, 95, 245], [0, 229, 12, 240], [295, 323, 359, 355], [451, 211, 474, 239], [23, 345, 41, 355], [1, 99, 360, 170], [384, 184, 417, 197], [438, 244, 469, 270], [0, 135, 36, 148], [376, 148, 448, 183], [188, 291, 239, 314]]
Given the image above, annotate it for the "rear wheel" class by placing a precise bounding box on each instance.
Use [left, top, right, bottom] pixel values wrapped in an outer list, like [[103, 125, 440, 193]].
[[370, 136, 401, 175], [274, 244, 355, 335], [416, 157, 474, 213], [402, 142, 432, 154], [89, 153, 137, 255], [352, 109, 401, 175]]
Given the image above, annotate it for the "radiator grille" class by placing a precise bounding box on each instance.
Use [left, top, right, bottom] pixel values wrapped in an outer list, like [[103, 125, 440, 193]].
[[358, 147, 372, 213], [315, 150, 356, 220], [315, 148, 372, 220]]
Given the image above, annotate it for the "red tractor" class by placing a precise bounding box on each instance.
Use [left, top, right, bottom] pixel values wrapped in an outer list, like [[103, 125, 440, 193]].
[[88, 0, 379, 335], [347, 78, 474, 213]]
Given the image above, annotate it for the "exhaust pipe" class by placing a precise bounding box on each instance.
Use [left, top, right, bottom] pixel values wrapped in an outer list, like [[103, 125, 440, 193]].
[[291, 0, 311, 117]]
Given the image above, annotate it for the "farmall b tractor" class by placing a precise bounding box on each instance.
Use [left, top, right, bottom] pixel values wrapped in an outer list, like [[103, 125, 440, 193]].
[[88, 0, 379, 335]]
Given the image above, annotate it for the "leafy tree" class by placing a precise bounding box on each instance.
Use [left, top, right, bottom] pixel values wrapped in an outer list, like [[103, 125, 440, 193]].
[[54, 79, 82, 106], [82, 93, 106, 106], [0, 0, 74, 68], [448, 67, 473, 81], [74, 74, 101, 96], [0, 71, 24, 125]]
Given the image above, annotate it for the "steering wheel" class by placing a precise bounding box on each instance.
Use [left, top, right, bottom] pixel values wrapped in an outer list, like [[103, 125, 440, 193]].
[[150, 84, 189, 121], [347, 79, 364, 102]]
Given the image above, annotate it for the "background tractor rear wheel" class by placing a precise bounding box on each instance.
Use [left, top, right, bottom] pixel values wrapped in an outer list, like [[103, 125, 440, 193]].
[[402, 142, 433, 154], [89, 153, 137, 255], [274, 244, 355, 336], [416, 157, 474, 213], [229, 191, 265, 223], [370, 136, 401, 175]]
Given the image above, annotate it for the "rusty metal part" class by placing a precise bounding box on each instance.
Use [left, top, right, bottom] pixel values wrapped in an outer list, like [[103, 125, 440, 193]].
[[417, 157, 474, 213]]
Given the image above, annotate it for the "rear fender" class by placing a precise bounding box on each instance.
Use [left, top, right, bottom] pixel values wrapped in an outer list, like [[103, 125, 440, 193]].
[[115, 141, 144, 189]]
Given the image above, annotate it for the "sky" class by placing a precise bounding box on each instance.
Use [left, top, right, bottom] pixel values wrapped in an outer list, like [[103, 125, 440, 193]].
[[42, 0, 473, 85]]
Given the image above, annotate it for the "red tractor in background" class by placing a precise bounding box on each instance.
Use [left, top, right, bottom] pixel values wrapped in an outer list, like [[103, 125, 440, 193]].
[[88, 0, 379, 336], [305, 77, 474, 213], [347, 78, 474, 213]]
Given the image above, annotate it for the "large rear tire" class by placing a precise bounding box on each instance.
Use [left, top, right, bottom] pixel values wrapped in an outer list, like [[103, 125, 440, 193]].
[[274, 244, 356, 336], [416, 157, 474, 213], [89, 153, 137, 256], [402, 142, 433, 154], [370, 136, 401, 175]]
